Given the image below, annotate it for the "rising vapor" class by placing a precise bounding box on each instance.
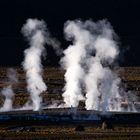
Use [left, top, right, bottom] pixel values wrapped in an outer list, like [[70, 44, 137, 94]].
[[0, 68, 18, 112], [61, 19, 136, 112], [60, 20, 91, 107], [22, 19, 47, 111], [84, 20, 120, 111]]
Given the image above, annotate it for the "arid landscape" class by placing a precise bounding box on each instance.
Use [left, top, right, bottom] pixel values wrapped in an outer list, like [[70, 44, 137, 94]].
[[0, 0, 140, 139], [0, 67, 140, 108], [0, 67, 140, 140]]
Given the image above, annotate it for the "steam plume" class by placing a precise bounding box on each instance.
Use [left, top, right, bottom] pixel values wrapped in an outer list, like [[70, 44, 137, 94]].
[[84, 21, 120, 111], [0, 68, 18, 111], [22, 19, 47, 111], [60, 20, 92, 107], [61, 19, 136, 112]]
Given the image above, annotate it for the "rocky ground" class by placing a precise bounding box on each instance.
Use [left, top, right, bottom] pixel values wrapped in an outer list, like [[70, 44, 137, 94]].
[[0, 67, 140, 108], [0, 67, 140, 139]]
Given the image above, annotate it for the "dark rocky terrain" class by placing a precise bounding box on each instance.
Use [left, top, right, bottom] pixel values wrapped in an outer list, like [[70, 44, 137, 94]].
[[0, 67, 64, 107], [0, 67, 140, 139], [0, 67, 140, 108]]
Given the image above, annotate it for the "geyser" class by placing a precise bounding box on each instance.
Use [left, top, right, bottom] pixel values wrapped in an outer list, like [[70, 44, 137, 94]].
[[0, 68, 18, 111], [22, 19, 47, 111], [0, 18, 136, 113], [61, 19, 137, 112]]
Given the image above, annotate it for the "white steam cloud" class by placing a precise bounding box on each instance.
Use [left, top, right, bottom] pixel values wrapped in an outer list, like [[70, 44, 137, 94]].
[[21, 18, 62, 111], [1, 85, 14, 111], [60, 20, 91, 107], [22, 19, 47, 111], [0, 18, 136, 113], [61, 19, 136, 112], [84, 21, 120, 111], [0, 68, 18, 112]]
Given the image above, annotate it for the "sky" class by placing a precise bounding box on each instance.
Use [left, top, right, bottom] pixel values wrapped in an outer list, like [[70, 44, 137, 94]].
[[0, 0, 140, 66]]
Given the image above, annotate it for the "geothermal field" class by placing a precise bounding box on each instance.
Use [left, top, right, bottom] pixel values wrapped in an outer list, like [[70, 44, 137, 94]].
[[0, 67, 140, 139], [0, 18, 140, 139]]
